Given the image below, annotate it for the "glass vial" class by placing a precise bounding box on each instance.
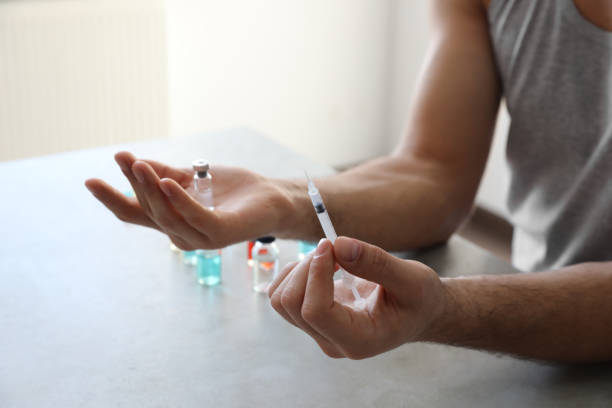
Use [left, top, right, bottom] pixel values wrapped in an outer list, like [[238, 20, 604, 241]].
[[252, 236, 280, 293], [192, 159, 214, 209], [196, 249, 222, 286], [297, 241, 318, 260], [247, 241, 256, 267], [183, 250, 197, 265]]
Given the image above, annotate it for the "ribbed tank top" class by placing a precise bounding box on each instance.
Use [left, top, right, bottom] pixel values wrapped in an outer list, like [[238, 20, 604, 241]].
[[488, 0, 612, 271]]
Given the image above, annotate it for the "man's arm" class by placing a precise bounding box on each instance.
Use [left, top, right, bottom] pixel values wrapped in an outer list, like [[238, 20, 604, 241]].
[[281, 0, 501, 250], [267, 0, 612, 363], [429, 263, 612, 363], [269, 237, 612, 363]]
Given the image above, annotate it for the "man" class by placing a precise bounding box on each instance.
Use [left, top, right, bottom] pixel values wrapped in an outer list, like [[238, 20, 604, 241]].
[[85, 0, 612, 362]]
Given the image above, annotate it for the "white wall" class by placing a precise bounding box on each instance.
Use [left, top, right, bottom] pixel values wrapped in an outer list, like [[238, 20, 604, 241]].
[[386, 0, 431, 147], [1, 0, 509, 215], [0, 0, 168, 161], [165, 0, 392, 167]]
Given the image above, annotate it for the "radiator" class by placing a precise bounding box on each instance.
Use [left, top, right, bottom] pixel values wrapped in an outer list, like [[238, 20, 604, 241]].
[[0, 0, 168, 161]]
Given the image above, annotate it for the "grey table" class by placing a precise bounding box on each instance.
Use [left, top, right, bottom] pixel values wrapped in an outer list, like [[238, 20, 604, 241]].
[[1, 129, 611, 407]]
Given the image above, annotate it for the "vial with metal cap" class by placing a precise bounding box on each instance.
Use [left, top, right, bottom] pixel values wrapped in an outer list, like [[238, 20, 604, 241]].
[[191, 160, 214, 209], [251, 236, 280, 293], [183, 159, 213, 265], [184, 159, 215, 265]]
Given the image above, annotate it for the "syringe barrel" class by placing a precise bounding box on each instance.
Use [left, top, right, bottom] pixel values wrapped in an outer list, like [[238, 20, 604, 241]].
[[308, 189, 323, 210], [316, 211, 338, 243], [306, 175, 364, 305]]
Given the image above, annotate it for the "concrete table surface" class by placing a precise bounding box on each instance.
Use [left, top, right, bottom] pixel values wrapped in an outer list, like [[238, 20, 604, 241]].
[[1, 129, 611, 407]]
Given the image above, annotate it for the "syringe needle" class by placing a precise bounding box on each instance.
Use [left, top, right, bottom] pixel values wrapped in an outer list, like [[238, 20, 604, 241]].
[[304, 170, 311, 183], [304, 171, 315, 191]]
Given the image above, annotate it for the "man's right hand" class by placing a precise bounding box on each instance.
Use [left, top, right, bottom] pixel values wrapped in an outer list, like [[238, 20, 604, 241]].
[[85, 151, 300, 250]]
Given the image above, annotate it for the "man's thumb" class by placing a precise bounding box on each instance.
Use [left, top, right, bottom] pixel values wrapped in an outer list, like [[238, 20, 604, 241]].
[[333, 236, 407, 291]]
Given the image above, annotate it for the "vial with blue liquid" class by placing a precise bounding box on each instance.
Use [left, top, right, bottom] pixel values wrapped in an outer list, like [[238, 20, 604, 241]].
[[196, 248, 222, 285], [183, 249, 197, 265], [298, 241, 318, 260], [190, 159, 222, 286]]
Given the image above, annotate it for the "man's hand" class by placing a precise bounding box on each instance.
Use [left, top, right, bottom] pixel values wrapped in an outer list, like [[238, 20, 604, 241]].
[[85, 151, 297, 250], [268, 237, 447, 359]]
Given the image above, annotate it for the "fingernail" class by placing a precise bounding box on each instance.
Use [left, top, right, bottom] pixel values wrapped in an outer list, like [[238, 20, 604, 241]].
[[132, 166, 144, 183], [159, 179, 172, 197], [336, 238, 360, 262], [314, 238, 328, 257]]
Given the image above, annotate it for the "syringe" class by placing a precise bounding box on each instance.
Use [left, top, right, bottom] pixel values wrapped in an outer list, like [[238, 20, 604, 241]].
[[305, 172, 364, 306]]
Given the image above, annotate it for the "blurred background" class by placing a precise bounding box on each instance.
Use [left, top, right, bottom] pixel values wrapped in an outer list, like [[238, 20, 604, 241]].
[[0, 0, 510, 223]]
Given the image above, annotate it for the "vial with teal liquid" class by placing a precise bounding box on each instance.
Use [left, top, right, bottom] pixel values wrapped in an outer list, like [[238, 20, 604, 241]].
[[183, 250, 197, 265], [196, 249, 222, 285], [298, 240, 318, 260]]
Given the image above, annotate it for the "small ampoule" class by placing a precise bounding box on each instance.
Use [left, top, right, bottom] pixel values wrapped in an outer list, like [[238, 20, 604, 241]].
[[297, 241, 317, 260], [190, 159, 222, 286], [252, 236, 280, 293], [183, 251, 197, 265], [196, 249, 222, 285], [247, 241, 256, 267]]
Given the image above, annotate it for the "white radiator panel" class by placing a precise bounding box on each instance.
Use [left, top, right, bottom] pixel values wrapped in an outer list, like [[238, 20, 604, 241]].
[[0, 0, 168, 161]]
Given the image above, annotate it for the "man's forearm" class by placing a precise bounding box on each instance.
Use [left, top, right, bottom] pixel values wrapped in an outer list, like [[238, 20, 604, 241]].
[[276, 155, 474, 251], [428, 262, 612, 363]]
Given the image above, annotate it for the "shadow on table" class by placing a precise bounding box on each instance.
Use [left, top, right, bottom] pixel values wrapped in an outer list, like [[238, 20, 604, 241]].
[[394, 236, 518, 278], [544, 362, 612, 385]]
